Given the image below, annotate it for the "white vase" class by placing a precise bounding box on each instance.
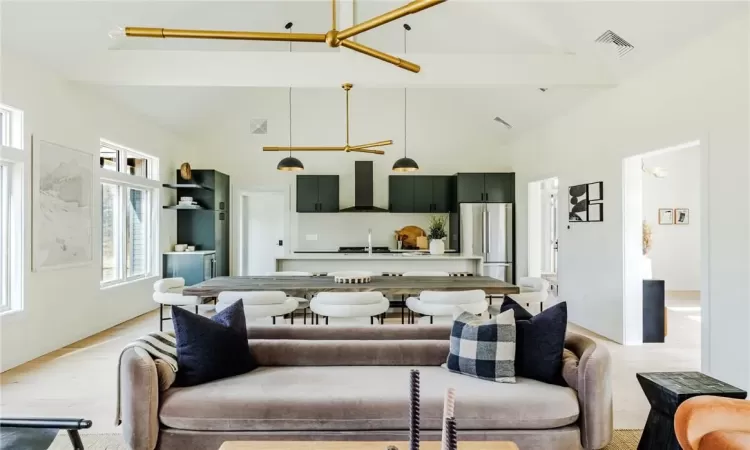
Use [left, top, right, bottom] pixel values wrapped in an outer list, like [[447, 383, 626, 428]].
[[642, 254, 653, 279], [429, 239, 445, 255]]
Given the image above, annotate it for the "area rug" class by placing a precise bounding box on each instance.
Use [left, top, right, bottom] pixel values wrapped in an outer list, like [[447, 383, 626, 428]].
[[50, 430, 643, 449]]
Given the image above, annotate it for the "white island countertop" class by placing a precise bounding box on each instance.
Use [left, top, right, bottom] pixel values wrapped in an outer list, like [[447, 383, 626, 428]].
[[279, 253, 481, 261]]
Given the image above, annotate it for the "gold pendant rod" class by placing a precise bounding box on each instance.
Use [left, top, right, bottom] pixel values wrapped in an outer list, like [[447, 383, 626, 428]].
[[336, 0, 445, 41], [350, 148, 386, 155], [343, 83, 352, 147], [332, 0, 337, 31], [341, 40, 420, 73], [348, 140, 394, 150], [125, 27, 327, 43]]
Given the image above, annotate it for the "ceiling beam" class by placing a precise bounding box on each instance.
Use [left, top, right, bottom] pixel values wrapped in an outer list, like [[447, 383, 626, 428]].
[[63, 51, 619, 88]]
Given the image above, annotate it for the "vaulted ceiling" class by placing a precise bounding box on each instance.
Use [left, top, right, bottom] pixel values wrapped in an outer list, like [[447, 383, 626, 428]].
[[1, 1, 743, 140]]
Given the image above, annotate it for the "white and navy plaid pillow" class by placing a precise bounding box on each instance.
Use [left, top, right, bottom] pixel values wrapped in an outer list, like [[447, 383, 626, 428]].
[[445, 310, 516, 383]]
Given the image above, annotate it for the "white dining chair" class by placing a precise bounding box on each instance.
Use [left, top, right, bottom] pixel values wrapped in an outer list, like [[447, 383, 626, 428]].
[[401, 271, 450, 324], [216, 291, 298, 325], [507, 277, 551, 315], [310, 292, 390, 326], [153, 278, 203, 331], [266, 271, 313, 324], [405, 290, 488, 325]]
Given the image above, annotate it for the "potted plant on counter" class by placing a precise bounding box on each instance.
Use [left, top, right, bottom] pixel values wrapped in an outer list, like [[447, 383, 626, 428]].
[[428, 215, 447, 255]]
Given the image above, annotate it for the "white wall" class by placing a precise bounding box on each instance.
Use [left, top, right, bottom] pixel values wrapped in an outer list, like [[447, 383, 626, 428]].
[[642, 146, 701, 291], [186, 88, 510, 268], [510, 13, 750, 390], [0, 51, 187, 371]]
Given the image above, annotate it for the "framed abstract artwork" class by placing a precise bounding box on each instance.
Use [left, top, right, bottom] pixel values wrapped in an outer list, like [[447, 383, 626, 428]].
[[674, 208, 689, 225], [658, 208, 674, 225], [569, 181, 604, 222]]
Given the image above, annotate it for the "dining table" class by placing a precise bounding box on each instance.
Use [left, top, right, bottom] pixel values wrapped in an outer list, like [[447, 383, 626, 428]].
[[182, 275, 520, 298]]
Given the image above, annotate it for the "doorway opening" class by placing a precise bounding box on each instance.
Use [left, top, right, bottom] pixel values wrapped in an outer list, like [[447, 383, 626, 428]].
[[622, 140, 703, 357], [527, 177, 559, 278], [236, 189, 289, 276]]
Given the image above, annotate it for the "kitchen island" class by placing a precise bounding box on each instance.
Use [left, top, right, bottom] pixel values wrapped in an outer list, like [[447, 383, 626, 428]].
[[276, 253, 483, 275]]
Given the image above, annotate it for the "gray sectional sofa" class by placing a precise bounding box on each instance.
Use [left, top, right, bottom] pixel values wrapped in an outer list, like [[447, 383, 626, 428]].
[[119, 325, 612, 450]]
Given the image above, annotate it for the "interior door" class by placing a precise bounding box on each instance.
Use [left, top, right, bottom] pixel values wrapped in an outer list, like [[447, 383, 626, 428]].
[[244, 192, 286, 275]]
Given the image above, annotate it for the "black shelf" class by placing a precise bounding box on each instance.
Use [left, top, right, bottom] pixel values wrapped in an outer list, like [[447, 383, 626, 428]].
[[163, 205, 205, 210], [162, 183, 214, 191]]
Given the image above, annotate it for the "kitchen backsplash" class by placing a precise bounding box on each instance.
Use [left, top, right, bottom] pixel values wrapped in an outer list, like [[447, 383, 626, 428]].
[[296, 213, 449, 250]]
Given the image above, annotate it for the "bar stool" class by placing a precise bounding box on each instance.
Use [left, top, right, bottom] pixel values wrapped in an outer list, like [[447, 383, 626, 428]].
[[405, 289, 488, 325], [310, 292, 390, 326], [216, 291, 298, 324], [401, 271, 450, 324], [153, 278, 203, 331], [266, 271, 313, 324]]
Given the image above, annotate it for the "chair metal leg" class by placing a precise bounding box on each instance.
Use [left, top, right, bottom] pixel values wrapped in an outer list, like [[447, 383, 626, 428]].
[[272, 316, 276, 325], [291, 310, 294, 325], [371, 316, 374, 325], [303, 308, 307, 325], [325, 316, 329, 325], [430, 316, 434, 325], [195, 305, 199, 314], [67, 430, 84, 450], [159, 304, 164, 331]]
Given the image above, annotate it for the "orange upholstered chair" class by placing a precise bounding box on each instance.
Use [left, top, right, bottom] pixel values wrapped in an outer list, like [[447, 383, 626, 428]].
[[674, 396, 750, 450]]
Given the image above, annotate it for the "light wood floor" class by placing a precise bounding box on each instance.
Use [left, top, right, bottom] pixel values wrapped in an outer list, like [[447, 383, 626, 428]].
[[0, 293, 700, 434]]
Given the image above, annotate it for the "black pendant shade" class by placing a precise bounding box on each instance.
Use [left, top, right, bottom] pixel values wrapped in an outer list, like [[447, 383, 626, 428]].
[[392, 157, 419, 172], [277, 156, 304, 171]]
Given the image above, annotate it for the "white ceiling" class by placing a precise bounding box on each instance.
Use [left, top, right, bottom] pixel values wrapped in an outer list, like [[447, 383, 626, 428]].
[[1, 1, 743, 140]]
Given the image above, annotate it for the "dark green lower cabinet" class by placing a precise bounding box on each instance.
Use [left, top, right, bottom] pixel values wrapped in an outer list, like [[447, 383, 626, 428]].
[[163, 253, 216, 287]]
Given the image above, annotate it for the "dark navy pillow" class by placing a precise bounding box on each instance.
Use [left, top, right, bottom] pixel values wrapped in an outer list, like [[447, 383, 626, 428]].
[[512, 301, 568, 385], [499, 297, 534, 320], [172, 300, 257, 387]]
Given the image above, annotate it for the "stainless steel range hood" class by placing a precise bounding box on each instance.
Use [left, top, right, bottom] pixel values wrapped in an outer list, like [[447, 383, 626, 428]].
[[339, 161, 389, 212]]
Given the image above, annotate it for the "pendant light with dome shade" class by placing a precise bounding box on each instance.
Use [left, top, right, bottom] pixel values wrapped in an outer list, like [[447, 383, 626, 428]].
[[392, 23, 419, 173], [277, 23, 304, 172]]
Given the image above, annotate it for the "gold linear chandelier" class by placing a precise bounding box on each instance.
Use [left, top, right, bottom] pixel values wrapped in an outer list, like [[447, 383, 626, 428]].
[[122, 0, 445, 73], [264, 83, 392, 156]]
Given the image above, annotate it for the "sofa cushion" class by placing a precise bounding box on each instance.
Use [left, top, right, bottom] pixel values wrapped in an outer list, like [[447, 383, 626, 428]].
[[514, 302, 568, 386], [446, 310, 516, 383], [159, 366, 579, 432]]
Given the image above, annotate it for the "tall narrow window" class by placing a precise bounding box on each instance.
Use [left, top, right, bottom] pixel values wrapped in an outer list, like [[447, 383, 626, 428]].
[[99, 140, 159, 287], [0, 164, 10, 312], [0, 103, 24, 314]]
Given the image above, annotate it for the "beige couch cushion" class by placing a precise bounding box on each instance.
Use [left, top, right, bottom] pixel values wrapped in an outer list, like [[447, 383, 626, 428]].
[[160, 366, 579, 432]]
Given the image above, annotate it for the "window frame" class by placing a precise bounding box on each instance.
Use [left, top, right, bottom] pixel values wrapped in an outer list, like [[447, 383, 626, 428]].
[[99, 139, 160, 289], [0, 104, 25, 315]]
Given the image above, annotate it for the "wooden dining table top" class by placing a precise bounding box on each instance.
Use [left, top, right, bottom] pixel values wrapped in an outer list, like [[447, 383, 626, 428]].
[[182, 275, 520, 297]]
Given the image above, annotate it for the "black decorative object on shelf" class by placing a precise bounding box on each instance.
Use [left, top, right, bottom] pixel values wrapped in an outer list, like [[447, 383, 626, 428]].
[[636, 372, 746, 450], [445, 417, 457, 450], [569, 181, 604, 222], [409, 369, 420, 450]]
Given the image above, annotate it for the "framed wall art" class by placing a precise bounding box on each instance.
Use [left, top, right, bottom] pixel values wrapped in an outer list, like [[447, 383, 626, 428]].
[[674, 208, 689, 225], [658, 208, 674, 225], [569, 181, 604, 222]]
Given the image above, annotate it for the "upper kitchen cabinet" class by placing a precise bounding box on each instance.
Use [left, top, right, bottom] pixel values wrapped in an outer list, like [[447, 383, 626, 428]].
[[296, 175, 339, 213], [389, 175, 453, 213], [456, 173, 515, 203]]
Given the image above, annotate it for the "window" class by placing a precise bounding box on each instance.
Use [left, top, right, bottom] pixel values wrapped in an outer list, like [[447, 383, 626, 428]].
[[99, 139, 159, 287], [0, 104, 24, 314], [0, 164, 10, 312]]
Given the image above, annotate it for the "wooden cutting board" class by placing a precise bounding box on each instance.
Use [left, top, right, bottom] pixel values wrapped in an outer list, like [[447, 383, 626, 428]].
[[395, 225, 426, 249]]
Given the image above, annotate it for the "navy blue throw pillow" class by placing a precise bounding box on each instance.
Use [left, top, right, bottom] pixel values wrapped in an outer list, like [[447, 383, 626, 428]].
[[512, 301, 568, 385], [172, 300, 257, 387], [500, 297, 534, 320]]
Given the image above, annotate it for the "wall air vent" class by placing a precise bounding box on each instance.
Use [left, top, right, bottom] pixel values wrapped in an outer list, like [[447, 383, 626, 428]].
[[595, 30, 634, 58], [249, 119, 268, 135], [493, 117, 513, 130]]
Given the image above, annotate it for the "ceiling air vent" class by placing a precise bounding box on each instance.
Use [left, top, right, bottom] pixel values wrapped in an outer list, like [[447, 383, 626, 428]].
[[248, 119, 268, 135], [493, 117, 513, 130], [595, 30, 634, 58]]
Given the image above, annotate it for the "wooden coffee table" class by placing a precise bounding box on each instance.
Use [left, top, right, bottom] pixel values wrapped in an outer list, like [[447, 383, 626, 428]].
[[220, 442, 518, 450]]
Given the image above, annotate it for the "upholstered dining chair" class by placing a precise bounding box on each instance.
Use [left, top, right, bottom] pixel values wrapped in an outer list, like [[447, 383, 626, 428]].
[[265, 271, 313, 324], [405, 289, 488, 324], [506, 276, 551, 315], [310, 292, 390, 326], [401, 271, 450, 324], [675, 395, 750, 450], [153, 278, 203, 331], [216, 291, 298, 324]]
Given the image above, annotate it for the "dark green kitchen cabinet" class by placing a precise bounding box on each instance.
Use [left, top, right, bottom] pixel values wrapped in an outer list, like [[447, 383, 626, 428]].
[[388, 176, 415, 213], [389, 175, 453, 213], [296, 175, 339, 212], [456, 173, 515, 203]]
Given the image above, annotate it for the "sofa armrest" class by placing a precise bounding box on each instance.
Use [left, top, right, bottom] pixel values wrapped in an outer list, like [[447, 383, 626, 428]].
[[675, 396, 750, 450], [120, 347, 159, 450], [564, 332, 613, 450]]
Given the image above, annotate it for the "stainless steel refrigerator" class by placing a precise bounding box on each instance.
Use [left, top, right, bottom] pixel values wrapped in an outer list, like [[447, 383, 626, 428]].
[[460, 203, 514, 281]]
